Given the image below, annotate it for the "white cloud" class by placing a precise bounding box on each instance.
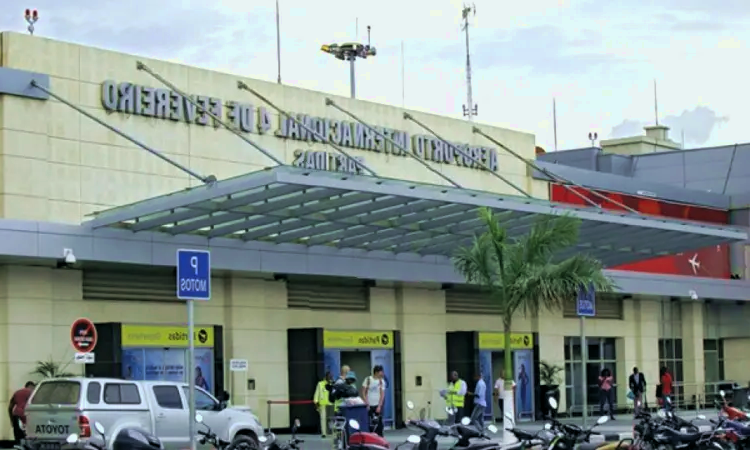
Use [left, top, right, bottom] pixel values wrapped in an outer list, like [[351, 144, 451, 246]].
[[1, 0, 747, 152]]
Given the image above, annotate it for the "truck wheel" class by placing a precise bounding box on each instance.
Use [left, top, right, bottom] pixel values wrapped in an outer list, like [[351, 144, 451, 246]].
[[230, 436, 259, 450]]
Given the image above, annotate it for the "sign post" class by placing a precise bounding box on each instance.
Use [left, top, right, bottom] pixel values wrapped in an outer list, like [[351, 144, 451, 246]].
[[177, 249, 211, 450], [576, 284, 595, 428], [71, 318, 97, 375]]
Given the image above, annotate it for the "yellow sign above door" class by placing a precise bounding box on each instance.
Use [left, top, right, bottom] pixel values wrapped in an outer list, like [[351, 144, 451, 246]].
[[324, 330, 394, 349], [478, 332, 533, 350], [122, 324, 215, 348]]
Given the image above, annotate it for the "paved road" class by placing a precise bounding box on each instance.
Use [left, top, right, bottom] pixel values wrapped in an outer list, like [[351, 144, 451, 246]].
[[275, 408, 718, 450]]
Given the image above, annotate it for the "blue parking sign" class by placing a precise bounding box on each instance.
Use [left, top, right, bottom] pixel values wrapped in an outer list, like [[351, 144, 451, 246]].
[[576, 283, 595, 317], [177, 249, 211, 300]]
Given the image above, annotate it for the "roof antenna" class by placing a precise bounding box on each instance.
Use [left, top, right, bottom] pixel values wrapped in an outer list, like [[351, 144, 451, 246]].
[[653, 79, 659, 126], [461, 4, 478, 121], [553, 98, 558, 151], [24, 8, 38, 35]]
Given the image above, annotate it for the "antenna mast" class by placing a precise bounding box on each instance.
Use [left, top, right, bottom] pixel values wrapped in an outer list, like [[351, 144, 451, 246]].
[[553, 98, 558, 151], [653, 79, 659, 126], [461, 4, 477, 121]]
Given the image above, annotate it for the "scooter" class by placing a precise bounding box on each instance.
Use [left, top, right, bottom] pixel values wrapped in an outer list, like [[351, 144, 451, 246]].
[[64, 422, 164, 450], [719, 390, 749, 422], [195, 413, 257, 450], [348, 418, 390, 450], [63, 422, 107, 450], [259, 419, 304, 450]]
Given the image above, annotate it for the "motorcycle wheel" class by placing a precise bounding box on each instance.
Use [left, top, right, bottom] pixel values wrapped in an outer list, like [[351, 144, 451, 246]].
[[228, 436, 260, 450]]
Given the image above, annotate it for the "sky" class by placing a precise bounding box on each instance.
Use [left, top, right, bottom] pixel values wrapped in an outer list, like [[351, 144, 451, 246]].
[[1, 0, 748, 151]]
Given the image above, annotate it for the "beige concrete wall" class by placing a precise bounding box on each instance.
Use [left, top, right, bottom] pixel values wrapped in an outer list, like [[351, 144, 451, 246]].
[[0, 32, 546, 223], [723, 338, 750, 387]]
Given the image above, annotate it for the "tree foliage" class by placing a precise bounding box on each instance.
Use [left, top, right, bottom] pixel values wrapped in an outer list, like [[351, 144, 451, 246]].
[[31, 359, 75, 379], [452, 208, 616, 386]]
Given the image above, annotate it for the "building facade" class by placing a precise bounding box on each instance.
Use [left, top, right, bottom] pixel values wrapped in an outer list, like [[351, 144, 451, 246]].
[[0, 31, 747, 439]]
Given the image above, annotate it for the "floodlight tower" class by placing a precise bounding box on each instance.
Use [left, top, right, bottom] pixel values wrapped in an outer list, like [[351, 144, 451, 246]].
[[321, 26, 377, 99], [24, 8, 39, 35], [461, 4, 478, 121]]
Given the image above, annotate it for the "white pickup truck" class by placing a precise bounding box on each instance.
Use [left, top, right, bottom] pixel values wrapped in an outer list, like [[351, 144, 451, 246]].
[[25, 377, 264, 450]]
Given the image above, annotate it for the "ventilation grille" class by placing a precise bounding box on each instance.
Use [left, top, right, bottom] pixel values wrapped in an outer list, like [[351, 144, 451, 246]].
[[563, 294, 624, 320], [445, 288, 502, 315], [287, 281, 369, 311], [83, 270, 178, 302]]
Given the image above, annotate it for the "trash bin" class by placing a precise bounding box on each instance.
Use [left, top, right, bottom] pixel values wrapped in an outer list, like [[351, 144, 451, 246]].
[[341, 404, 369, 436]]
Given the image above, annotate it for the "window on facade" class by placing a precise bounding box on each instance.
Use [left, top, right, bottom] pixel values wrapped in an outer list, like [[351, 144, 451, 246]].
[[564, 337, 617, 413], [703, 338, 725, 396], [658, 339, 684, 404]]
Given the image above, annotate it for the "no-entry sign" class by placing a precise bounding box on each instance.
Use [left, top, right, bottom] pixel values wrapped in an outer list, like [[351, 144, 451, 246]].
[[70, 318, 97, 353]]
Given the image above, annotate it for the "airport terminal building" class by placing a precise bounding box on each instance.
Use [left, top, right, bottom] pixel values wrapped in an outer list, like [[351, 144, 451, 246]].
[[0, 32, 748, 437]]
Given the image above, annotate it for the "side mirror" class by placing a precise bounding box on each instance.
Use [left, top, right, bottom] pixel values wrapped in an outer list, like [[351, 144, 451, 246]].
[[460, 417, 471, 425], [349, 419, 360, 430], [292, 418, 300, 433], [66, 434, 79, 444], [406, 401, 415, 410], [445, 406, 456, 415], [223, 390, 231, 402], [259, 436, 268, 443], [719, 390, 726, 398], [94, 422, 105, 435], [504, 412, 515, 425], [657, 410, 667, 418], [544, 423, 552, 430], [596, 416, 609, 425], [407, 435, 421, 444], [548, 397, 559, 410], [195, 413, 204, 423], [697, 415, 706, 420], [487, 425, 498, 434]]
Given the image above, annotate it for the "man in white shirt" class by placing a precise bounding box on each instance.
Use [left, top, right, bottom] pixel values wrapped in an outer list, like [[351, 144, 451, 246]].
[[361, 365, 385, 436], [493, 375, 515, 422]]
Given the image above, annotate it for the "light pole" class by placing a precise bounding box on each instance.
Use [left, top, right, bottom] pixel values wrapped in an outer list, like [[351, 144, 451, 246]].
[[321, 26, 376, 99], [24, 8, 38, 35]]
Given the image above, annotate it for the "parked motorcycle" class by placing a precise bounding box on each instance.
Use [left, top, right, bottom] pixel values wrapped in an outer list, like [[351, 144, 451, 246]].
[[196, 413, 257, 450], [258, 419, 304, 450], [64, 422, 163, 450], [401, 400, 499, 450], [348, 418, 390, 450], [63, 422, 107, 450], [719, 390, 749, 422]]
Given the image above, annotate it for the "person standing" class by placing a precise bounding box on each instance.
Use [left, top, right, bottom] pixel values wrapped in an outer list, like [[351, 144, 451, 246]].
[[628, 367, 647, 417], [598, 368, 615, 420], [362, 366, 385, 436], [314, 371, 333, 438], [442, 371, 467, 422], [493, 374, 516, 422], [469, 372, 487, 429], [660, 366, 673, 411], [8, 381, 35, 445]]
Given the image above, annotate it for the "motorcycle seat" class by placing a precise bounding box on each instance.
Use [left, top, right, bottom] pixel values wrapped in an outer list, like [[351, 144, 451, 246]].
[[510, 429, 536, 441], [662, 428, 702, 443], [578, 442, 608, 450], [457, 442, 500, 450]]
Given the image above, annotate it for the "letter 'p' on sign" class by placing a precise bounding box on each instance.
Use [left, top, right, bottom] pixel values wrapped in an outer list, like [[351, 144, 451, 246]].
[[177, 249, 211, 301]]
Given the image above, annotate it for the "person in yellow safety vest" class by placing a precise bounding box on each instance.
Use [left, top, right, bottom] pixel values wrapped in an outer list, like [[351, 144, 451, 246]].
[[313, 371, 334, 438], [445, 371, 467, 422]]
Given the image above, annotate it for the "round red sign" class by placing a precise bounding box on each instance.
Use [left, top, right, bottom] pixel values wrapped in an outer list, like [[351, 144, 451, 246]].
[[70, 318, 97, 353]]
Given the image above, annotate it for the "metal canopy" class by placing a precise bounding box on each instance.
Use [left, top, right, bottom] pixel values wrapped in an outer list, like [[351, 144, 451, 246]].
[[86, 166, 748, 267]]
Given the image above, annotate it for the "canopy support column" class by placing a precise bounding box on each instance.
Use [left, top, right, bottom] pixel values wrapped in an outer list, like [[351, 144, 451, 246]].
[[29, 80, 215, 184], [403, 112, 531, 198], [472, 126, 639, 214], [324, 98, 463, 189], [237, 82, 379, 177], [135, 61, 284, 167]]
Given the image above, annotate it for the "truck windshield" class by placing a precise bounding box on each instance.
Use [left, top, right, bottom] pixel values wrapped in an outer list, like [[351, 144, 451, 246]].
[[30, 381, 81, 405]]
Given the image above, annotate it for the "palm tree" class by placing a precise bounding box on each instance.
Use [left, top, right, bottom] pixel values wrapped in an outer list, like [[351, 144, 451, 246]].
[[452, 208, 615, 433], [31, 359, 75, 379]]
